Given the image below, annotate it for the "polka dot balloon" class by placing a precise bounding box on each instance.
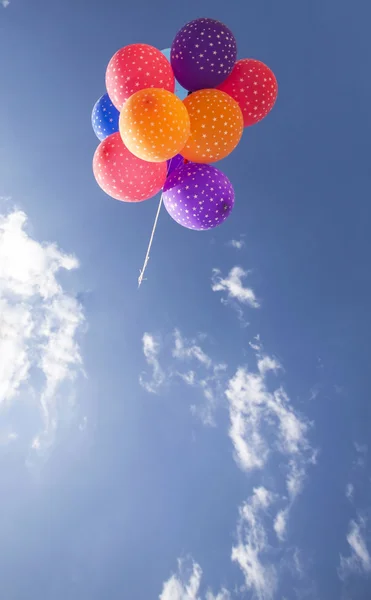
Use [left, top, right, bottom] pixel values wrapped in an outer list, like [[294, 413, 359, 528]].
[[161, 48, 188, 101], [171, 17, 237, 92], [182, 89, 243, 163], [106, 43, 175, 111], [93, 132, 167, 202], [163, 162, 235, 231], [167, 153, 185, 177], [218, 59, 278, 127], [119, 88, 190, 162], [91, 93, 120, 141]]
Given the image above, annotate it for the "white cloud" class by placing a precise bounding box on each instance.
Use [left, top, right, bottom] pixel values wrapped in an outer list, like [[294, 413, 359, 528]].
[[286, 460, 307, 500], [226, 353, 310, 477], [179, 371, 197, 386], [0, 299, 33, 402], [249, 335, 262, 352], [34, 293, 84, 449], [346, 483, 354, 501], [160, 561, 202, 600], [173, 330, 227, 425], [354, 442, 368, 468], [0, 427, 18, 446], [139, 333, 165, 394], [292, 548, 305, 579], [257, 355, 280, 377], [226, 343, 315, 580], [308, 385, 320, 402], [140, 324, 314, 504], [1, 0, 10, 7], [141, 324, 315, 596], [228, 239, 245, 250], [0, 209, 84, 450], [354, 442, 367, 454], [159, 558, 230, 600], [212, 267, 259, 309], [205, 592, 230, 600], [227, 368, 268, 471], [274, 509, 288, 541], [232, 487, 277, 600], [173, 329, 212, 368], [339, 517, 371, 578], [140, 330, 227, 425]]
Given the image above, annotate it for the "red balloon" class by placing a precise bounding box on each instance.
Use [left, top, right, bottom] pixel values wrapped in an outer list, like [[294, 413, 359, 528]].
[[106, 43, 175, 111], [217, 59, 278, 127], [93, 133, 167, 202]]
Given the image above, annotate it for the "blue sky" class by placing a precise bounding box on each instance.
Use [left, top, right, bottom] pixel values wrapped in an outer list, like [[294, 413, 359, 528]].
[[0, 0, 371, 599]]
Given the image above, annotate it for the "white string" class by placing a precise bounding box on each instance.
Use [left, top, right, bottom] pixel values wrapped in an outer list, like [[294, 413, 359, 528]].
[[138, 158, 174, 289], [137, 192, 164, 288]]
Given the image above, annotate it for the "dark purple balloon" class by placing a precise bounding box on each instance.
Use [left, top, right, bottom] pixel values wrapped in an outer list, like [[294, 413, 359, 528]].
[[170, 18, 237, 92], [166, 153, 184, 177], [163, 162, 235, 231]]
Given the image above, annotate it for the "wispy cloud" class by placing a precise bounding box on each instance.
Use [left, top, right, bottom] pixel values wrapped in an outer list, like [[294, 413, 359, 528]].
[[173, 329, 212, 368], [0, 208, 85, 451], [345, 483, 354, 502], [139, 333, 165, 394], [274, 509, 289, 542], [354, 442, 368, 468], [140, 327, 314, 534], [212, 266, 259, 309], [286, 459, 310, 501], [282, 548, 320, 599], [173, 330, 227, 425], [159, 558, 230, 600], [226, 339, 315, 570], [140, 330, 227, 425], [354, 442, 368, 454], [227, 238, 245, 251], [1, 0, 10, 7], [0, 428, 18, 446], [226, 352, 311, 477], [339, 516, 371, 578], [233, 482, 319, 598], [141, 323, 315, 594], [232, 487, 277, 600]]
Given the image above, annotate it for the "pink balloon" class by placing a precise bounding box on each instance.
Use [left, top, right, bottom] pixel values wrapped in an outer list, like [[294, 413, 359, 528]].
[[93, 133, 167, 202], [217, 59, 278, 127], [106, 43, 175, 111]]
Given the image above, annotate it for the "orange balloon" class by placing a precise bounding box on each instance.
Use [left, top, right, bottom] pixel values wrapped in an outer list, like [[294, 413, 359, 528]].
[[119, 88, 191, 163], [182, 89, 243, 163]]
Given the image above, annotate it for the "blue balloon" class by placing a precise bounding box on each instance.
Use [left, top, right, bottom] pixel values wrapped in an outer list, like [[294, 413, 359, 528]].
[[161, 48, 188, 101], [92, 93, 120, 142]]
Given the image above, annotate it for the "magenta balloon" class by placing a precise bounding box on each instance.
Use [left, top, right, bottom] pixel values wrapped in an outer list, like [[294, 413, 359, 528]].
[[170, 18, 237, 92], [163, 162, 234, 231], [167, 154, 185, 177]]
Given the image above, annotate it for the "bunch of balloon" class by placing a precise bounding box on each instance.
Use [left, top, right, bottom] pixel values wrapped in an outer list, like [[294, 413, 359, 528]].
[[91, 18, 278, 286]]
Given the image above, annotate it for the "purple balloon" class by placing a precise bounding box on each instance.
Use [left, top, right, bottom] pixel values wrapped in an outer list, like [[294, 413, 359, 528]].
[[166, 153, 184, 177], [171, 18, 237, 92], [163, 163, 235, 231]]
